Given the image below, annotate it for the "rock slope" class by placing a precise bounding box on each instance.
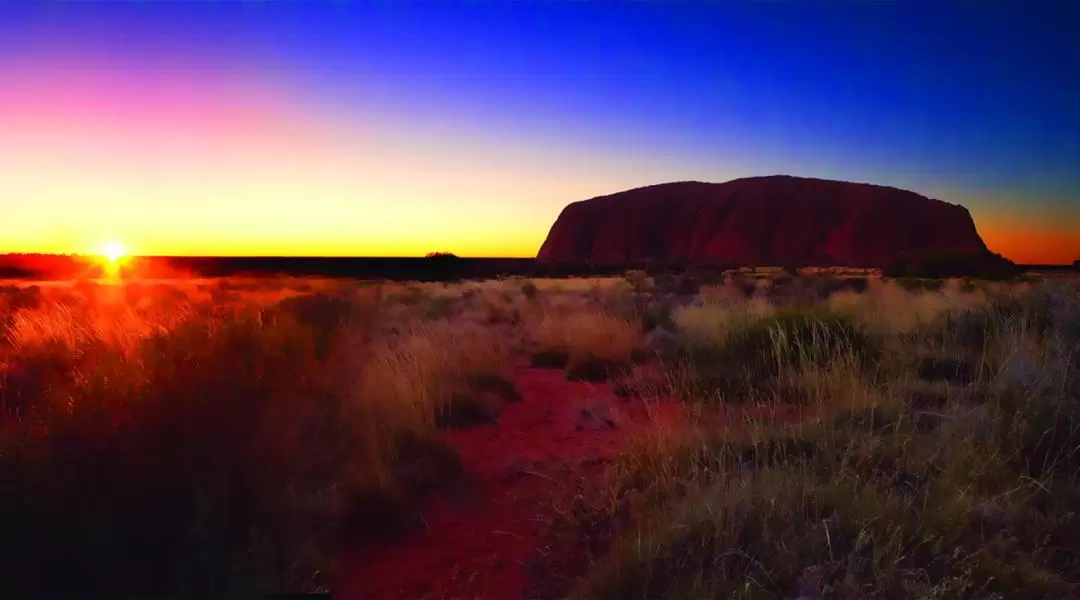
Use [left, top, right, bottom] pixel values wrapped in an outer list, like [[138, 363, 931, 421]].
[[536, 175, 988, 266]]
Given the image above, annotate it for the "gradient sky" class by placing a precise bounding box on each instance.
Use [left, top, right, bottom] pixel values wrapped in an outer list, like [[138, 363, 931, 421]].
[[1, 2, 1078, 263]]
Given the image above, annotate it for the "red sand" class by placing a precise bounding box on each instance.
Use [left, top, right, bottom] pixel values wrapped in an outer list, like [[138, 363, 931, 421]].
[[334, 368, 684, 600]]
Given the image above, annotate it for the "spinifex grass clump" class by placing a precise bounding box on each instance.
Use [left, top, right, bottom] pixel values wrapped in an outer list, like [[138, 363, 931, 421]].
[[0, 286, 482, 598], [924, 293, 1052, 352], [526, 311, 641, 381], [273, 288, 382, 355], [550, 282, 1080, 600], [2, 309, 352, 596], [671, 309, 881, 403], [360, 320, 516, 429]]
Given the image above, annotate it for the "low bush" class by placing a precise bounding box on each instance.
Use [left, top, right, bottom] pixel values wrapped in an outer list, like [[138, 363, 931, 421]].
[[883, 250, 1020, 280], [527, 311, 640, 365], [274, 289, 381, 354], [1, 310, 369, 596], [671, 310, 881, 402], [0, 289, 505, 597], [545, 282, 1080, 600]]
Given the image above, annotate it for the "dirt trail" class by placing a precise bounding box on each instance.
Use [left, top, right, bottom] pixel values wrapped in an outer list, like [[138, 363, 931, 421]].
[[334, 367, 681, 600]]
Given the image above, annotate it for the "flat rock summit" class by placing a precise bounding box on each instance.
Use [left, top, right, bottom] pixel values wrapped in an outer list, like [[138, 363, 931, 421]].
[[536, 175, 989, 266]]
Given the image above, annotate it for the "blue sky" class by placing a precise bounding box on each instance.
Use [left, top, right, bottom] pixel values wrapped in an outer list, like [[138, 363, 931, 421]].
[[1, 1, 1077, 261]]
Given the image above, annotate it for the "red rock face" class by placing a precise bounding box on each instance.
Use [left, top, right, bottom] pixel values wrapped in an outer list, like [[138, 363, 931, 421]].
[[536, 175, 989, 266]]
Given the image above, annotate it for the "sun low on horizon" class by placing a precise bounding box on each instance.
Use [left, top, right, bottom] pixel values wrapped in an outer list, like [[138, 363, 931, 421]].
[[1, 3, 1078, 265], [95, 240, 129, 263]]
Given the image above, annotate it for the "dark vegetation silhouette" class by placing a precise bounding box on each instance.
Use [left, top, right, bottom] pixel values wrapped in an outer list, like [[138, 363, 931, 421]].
[[0, 250, 1059, 283], [882, 250, 1020, 279], [0, 253, 91, 279], [0, 254, 661, 282]]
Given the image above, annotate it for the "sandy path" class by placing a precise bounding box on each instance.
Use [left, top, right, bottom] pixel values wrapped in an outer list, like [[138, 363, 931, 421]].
[[334, 368, 678, 600]]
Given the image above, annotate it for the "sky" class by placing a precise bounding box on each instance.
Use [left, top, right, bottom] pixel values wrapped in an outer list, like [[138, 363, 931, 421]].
[[1, 2, 1078, 263]]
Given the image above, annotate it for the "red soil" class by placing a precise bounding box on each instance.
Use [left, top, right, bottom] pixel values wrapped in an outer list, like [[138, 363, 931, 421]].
[[334, 367, 685, 600]]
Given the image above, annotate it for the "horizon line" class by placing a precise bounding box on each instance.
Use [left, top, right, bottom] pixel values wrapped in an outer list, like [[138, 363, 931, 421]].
[[0, 253, 1074, 268]]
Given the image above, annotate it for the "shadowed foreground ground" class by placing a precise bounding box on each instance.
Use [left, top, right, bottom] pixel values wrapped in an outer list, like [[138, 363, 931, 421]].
[[1, 270, 1078, 599]]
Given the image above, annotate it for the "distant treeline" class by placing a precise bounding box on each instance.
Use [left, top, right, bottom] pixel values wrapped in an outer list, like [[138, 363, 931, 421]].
[[157, 256, 562, 281], [0, 253, 629, 282], [0, 252, 1075, 282], [154, 256, 760, 281], [0, 253, 90, 279]]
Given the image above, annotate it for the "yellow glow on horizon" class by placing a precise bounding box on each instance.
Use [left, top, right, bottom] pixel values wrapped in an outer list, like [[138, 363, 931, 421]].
[[3, 60, 1076, 266], [96, 240, 128, 263], [0, 59, 706, 262], [90, 240, 131, 282]]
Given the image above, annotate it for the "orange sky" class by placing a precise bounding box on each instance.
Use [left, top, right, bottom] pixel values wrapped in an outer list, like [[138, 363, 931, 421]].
[[973, 212, 1080, 265]]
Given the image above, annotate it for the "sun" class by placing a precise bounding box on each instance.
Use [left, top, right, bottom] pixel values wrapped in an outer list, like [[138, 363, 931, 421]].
[[97, 240, 128, 263]]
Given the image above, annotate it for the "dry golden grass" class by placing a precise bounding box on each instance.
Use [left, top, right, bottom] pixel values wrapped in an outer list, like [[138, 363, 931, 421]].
[[0, 276, 514, 597], [529, 276, 629, 294], [672, 296, 775, 350], [5, 302, 191, 358], [527, 310, 641, 363], [357, 319, 513, 435], [825, 278, 989, 334], [2, 271, 1077, 598], [546, 277, 1080, 600]]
